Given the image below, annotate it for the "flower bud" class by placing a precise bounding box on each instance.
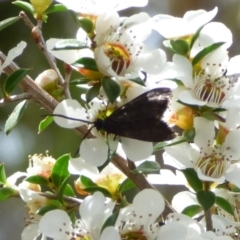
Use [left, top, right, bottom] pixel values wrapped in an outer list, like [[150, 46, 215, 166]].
[[35, 69, 58, 91], [30, 0, 53, 18]]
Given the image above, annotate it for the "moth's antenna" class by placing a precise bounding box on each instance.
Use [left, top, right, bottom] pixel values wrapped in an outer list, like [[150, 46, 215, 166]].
[[50, 114, 94, 124]]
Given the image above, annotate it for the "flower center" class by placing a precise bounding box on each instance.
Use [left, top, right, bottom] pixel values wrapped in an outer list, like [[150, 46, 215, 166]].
[[104, 43, 130, 75], [196, 146, 231, 178]]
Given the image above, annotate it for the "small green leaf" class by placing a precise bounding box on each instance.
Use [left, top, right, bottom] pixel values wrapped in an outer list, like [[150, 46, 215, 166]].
[[0, 164, 7, 184], [72, 57, 98, 71], [101, 212, 119, 233], [63, 184, 75, 197], [36, 205, 60, 216], [53, 39, 91, 50], [170, 39, 189, 56], [189, 26, 204, 50], [181, 168, 203, 192], [80, 175, 98, 188], [154, 136, 186, 151], [4, 100, 28, 135], [4, 68, 30, 96], [192, 42, 225, 66], [25, 175, 49, 186], [77, 17, 94, 33], [12, 1, 34, 14], [102, 77, 120, 103], [197, 190, 215, 211], [0, 16, 21, 32], [181, 204, 202, 217], [0, 188, 16, 202], [58, 176, 70, 203], [216, 196, 234, 216], [44, 4, 67, 14], [183, 128, 196, 142], [38, 116, 53, 133], [118, 178, 135, 193], [84, 186, 112, 198], [131, 161, 160, 174], [51, 154, 70, 190], [86, 85, 100, 103], [129, 77, 146, 86]]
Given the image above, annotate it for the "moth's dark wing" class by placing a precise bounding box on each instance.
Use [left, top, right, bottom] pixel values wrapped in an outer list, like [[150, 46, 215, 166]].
[[109, 88, 171, 121], [103, 115, 175, 142], [103, 88, 176, 142]]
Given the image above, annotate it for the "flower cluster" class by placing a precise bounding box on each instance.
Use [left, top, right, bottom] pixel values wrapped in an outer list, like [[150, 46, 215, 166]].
[[1, 0, 240, 239]]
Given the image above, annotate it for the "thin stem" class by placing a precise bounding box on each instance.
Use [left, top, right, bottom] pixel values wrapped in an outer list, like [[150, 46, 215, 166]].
[[0, 93, 31, 107], [204, 209, 213, 231]]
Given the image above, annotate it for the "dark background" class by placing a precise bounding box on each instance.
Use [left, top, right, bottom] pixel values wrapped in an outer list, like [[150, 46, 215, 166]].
[[0, 0, 240, 239]]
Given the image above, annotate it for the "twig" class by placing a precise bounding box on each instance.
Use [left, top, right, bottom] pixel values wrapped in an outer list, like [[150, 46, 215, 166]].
[[0, 93, 31, 107]]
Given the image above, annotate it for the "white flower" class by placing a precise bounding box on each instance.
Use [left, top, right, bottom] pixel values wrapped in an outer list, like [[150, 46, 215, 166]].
[[53, 93, 154, 166], [152, 7, 218, 39], [94, 11, 166, 78], [39, 192, 115, 239], [55, 0, 148, 17], [173, 51, 240, 108], [164, 117, 240, 185], [0, 41, 26, 75]]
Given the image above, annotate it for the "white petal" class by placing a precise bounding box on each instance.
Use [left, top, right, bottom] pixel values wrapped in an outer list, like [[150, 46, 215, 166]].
[[80, 138, 110, 166], [196, 168, 225, 183], [172, 54, 193, 88], [7, 171, 27, 186], [68, 157, 99, 178], [223, 129, 240, 160], [121, 138, 153, 161], [39, 210, 71, 239], [194, 117, 215, 150], [225, 165, 240, 188], [133, 189, 164, 222], [1, 41, 26, 71], [21, 224, 41, 240], [178, 90, 206, 106], [100, 227, 121, 240], [227, 55, 240, 75], [53, 99, 88, 128]]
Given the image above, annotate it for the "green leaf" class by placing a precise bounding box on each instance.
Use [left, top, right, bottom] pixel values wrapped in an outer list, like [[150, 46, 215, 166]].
[[192, 42, 225, 66], [181, 204, 202, 217], [118, 178, 135, 193], [215, 196, 234, 216], [189, 26, 204, 50], [4, 100, 28, 135], [53, 39, 91, 50], [44, 4, 67, 14], [163, 40, 176, 54], [38, 116, 53, 133], [77, 17, 94, 33], [51, 154, 70, 190], [197, 190, 215, 211], [63, 184, 75, 197], [181, 168, 203, 192], [58, 176, 70, 203], [80, 175, 98, 188], [0, 16, 21, 32], [0, 164, 7, 184], [154, 136, 186, 151], [12, 1, 34, 14], [86, 85, 100, 103], [183, 128, 196, 142], [0, 188, 16, 202], [72, 57, 98, 71], [84, 186, 112, 198], [102, 77, 120, 103], [4, 69, 30, 96], [25, 175, 49, 186], [131, 161, 160, 174], [129, 77, 146, 86], [36, 205, 60, 216], [170, 39, 189, 56], [101, 212, 119, 233]]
